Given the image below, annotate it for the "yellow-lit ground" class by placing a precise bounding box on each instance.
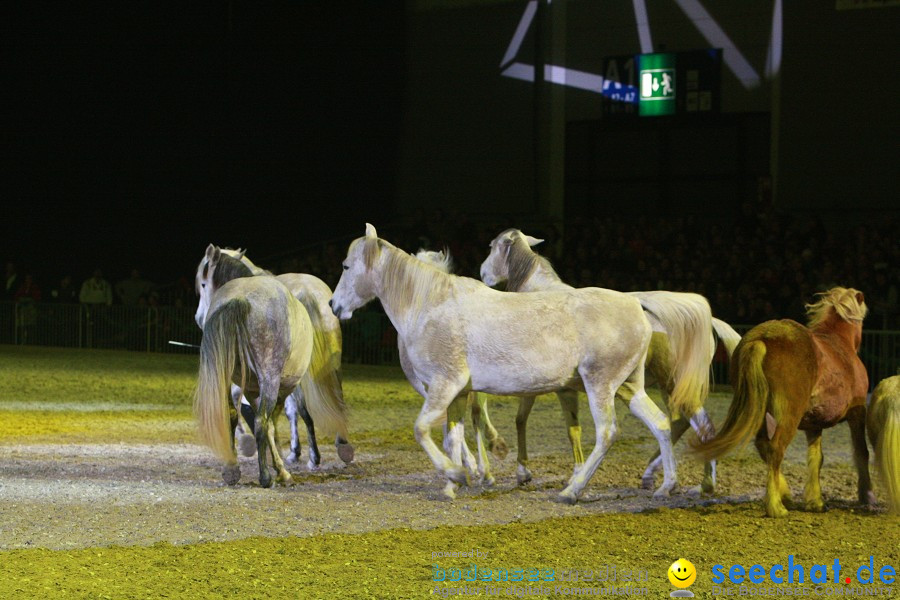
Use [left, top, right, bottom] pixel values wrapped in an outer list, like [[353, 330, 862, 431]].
[[0, 346, 896, 599]]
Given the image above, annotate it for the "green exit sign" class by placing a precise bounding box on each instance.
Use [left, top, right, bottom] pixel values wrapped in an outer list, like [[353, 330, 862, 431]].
[[638, 53, 676, 116]]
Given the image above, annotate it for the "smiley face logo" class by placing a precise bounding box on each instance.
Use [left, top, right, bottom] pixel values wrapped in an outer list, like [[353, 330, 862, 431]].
[[668, 558, 697, 588]]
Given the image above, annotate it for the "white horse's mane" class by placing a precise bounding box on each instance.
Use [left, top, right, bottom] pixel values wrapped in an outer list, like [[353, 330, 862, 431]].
[[221, 248, 271, 276], [504, 232, 559, 292], [414, 248, 453, 274], [358, 238, 455, 317]]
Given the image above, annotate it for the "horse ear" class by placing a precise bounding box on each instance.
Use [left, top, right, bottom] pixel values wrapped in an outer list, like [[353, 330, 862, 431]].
[[236, 248, 246, 259], [524, 235, 544, 247], [205, 244, 218, 262], [365, 223, 377, 238], [855, 291, 865, 305]]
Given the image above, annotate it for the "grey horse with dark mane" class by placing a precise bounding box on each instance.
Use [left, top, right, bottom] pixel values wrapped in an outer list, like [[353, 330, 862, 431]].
[[194, 244, 349, 487]]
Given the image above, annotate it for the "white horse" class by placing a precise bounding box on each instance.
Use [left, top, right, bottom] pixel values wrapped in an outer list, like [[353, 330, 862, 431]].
[[411, 250, 508, 494], [194, 244, 349, 487], [480, 228, 742, 492], [331, 224, 676, 502], [205, 249, 354, 469]]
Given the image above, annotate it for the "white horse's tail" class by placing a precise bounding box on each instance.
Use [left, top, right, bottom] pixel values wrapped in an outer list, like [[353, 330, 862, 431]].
[[633, 291, 714, 420], [712, 317, 742, 359], [869, 376, 900, 515], [295, 292, 349, 440], [194, 298, 253, 465]]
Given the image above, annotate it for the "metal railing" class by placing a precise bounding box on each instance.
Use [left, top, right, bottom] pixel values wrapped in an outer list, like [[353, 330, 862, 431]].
[[1, 302, 897, 389], [0, 301, 201, 353]]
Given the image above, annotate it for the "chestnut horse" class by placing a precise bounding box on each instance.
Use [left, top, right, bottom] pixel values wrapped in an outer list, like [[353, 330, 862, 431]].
[[693, 287, 873, 517]]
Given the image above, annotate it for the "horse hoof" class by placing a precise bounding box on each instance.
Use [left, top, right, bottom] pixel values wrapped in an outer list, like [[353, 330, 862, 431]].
[[238, 434, 257, 458], [277, 472, 295, 486], [641, 476, 655, 491], [447, 466, 469, 486], [483, 475, 495, 487], [861, 490, 877, 507], [652, 483, 676, 499], [259, 475, 273, 489], [558, 489, 579, 505], [805, 500, 826, 513], [701, 479, 716, 495], [285, 452, 300, 465], [337, 442, 355, 464], [222, 465, 241, 486], [516, 465, 533, 486], [490, 437, 509, 460], [307, 460, 320, 472], [685, 485, 704, 498], [766, 505, 789, 518], [442, 482, 458, 500]]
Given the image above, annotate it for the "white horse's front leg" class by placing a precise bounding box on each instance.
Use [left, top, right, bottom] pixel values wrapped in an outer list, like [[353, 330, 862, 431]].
[[447, 394, 479, 483], [415, 381, 466, 499], [470, 393, 495, 486]]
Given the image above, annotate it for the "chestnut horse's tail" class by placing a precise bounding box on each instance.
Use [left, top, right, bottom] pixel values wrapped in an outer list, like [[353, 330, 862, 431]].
[[868, 376, 900, 515], [691, 340, 769, 461]]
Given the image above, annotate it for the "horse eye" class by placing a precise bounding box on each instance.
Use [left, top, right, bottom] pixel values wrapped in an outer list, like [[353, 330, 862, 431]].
[[201, 283, 206, 288], [342, 265, 349, 270]]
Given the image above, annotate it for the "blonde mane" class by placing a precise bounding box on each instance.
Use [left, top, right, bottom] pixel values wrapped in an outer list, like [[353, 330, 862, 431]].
[[805, 287, 867, 328], [359, 237, 455, 317], [414, 249, 454, 274], [505, 234, 559, 292]]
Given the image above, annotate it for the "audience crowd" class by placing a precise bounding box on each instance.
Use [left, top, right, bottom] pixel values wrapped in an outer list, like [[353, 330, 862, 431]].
[[278, 207, 899, 329], [4, 207, 899, 333]]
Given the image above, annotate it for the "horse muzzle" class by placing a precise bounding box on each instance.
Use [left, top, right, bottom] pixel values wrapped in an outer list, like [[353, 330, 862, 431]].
[[329, 299, 352, 320]]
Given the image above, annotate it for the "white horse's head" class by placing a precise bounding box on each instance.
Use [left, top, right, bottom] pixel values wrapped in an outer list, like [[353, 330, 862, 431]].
[[194, 244, 252, 328], [413, 248, 453, 274], [330, 224, 381, 320], [479, 229, 543, 286]]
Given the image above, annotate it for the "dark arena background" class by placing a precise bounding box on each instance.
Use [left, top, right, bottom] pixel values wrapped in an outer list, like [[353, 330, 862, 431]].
[[1, 1, 898, 598]]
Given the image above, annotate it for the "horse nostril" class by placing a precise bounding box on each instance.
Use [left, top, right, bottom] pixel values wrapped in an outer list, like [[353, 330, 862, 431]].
[[328, 299, 333, 309]]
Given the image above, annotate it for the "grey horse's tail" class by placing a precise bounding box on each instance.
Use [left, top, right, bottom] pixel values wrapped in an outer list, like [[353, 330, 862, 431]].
[[295, 292, 349, 440], [194, 298, 253, 464]]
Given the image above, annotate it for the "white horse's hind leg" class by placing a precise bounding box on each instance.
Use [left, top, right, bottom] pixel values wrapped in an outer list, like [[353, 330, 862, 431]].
[[233, 387, 256, 458], [267, 414, 294, 485], [559, 377, 617, 504], [642, 417, 690, 489], [627, 392, 676, 497], [284, 391, 302, 464], [414, 378, 468, 499], [515, 396, 536, 484], [690, 408, 717, 493]]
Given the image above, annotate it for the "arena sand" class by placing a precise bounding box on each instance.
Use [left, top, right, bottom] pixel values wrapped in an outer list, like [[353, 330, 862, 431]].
[[0, 346, 896, 598]]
